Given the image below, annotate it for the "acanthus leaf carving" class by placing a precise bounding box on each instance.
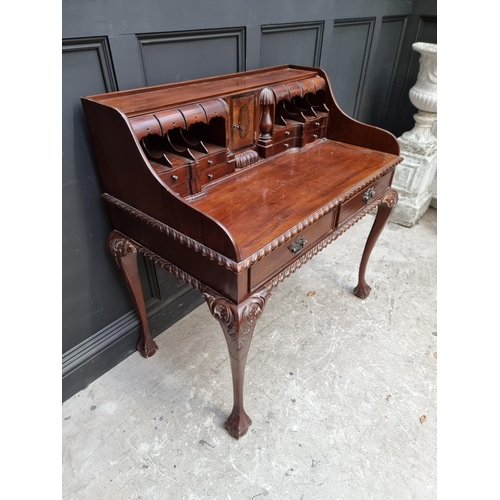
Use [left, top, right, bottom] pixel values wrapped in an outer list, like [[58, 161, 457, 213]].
[[203, 286, 271, 359], [107, 231, 138, 267], [382, 189, 398, 208]]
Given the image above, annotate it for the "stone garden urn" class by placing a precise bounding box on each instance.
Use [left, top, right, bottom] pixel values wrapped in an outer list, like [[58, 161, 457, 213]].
[[390, 42, 437, 227], [404, 42, 437, 145]]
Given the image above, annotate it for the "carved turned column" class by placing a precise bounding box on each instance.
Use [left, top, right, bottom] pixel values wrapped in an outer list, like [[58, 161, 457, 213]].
[[203, 285, 272, 438], [107, 230, 158, 357], [354, 189, 398, 299], [257, 88, 275, 158]]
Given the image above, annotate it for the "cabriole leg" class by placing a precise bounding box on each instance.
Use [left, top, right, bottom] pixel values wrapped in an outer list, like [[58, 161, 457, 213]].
[[354, 189, 398, 299], [107, 230, 158, 358], [204, 286, 272, 439]]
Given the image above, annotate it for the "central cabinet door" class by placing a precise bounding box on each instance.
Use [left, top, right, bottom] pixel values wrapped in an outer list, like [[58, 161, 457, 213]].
[[230, 92, 256, 151]]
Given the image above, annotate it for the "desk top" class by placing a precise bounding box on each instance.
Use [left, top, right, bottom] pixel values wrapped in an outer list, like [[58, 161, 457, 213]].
[[190, 139, 399, 258]]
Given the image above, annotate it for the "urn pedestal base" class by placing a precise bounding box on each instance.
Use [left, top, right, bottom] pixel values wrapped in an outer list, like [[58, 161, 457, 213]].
[[389, 136, 437, 227], [389, 185, 434, 227]]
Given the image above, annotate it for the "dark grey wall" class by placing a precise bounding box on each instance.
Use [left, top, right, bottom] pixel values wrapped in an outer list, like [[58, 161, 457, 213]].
[[62, 0, 436, 401]]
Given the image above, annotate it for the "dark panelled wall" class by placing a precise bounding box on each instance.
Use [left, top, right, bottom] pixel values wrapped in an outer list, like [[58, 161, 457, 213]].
[[62, 0, 437, 401]]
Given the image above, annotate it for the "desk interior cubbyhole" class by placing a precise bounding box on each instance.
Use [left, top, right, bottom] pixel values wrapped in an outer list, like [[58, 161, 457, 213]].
[[274, 90, 329, 127], [141, 117, 227, 168]]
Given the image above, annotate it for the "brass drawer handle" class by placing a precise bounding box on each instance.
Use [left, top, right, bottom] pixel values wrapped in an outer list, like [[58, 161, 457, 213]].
[[290, 236, 307, 254], [207, 160, 213, 165], [207, 174, 213, 179], [284, 143, 289, 148], [285, 131, 291, 136], [171, 175, 179, 181], [363, 187, 376, 203], [313, 134, 318, 139], [314, 122, 320, 127]]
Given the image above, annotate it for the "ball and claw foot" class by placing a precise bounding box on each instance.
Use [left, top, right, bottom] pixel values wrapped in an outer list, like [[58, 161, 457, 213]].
[[137, 337, 158, 358], [353, 282, 371, 299], [224, 409, 252, 439]]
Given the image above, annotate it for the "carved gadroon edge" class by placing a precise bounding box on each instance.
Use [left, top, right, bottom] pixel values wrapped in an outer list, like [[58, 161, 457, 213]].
[[110, 231, 208, 294], [265, 188, 398, 290], [102, 194, 240, 273], [140, 249, 207, 293], [203, 285, 272, 359]]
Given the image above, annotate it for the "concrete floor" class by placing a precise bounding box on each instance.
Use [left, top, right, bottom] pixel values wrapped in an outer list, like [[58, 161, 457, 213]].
[[62, 208, 437, 500]]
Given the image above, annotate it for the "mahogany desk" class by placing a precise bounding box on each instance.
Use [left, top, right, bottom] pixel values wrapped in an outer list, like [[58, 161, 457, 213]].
[[82, 65, 401, 438]]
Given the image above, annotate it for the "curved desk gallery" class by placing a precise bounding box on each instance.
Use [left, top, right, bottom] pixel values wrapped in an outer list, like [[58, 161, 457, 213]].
[[81, 65, 401, 439]]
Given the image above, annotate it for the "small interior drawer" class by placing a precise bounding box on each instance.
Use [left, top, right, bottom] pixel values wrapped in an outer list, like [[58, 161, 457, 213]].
[[200, 162, 230, 186], [159, 166, 191, 197], [302, 126, 326, 146], [273, 136, 300, 155], [273, 123, 302, 143], [198, 150, 228, 171], [303, 115, 327, 134]]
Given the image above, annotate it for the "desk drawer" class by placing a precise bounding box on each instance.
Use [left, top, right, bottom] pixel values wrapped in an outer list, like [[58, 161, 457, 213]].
[[303, 115, 327, 134], [273, 136, 301, 155], [338, 171, 392, 224], [200, 162, 230, 186], [302, 126, 326, 146], [249, 211, 334, 290], [198, 150, 228, 171], [273, 123, 302, 143], [159, 166, 191, 197]]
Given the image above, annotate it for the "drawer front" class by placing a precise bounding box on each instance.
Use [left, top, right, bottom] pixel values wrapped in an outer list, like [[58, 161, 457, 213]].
[[273, 123, 302, 143], [302, 126, 326, 146], [159, 166, 191, 197], [273, 136, 301, 155], [338, 171, 393, 224], [200, 162, 230, 186], [303, 115, 327, 135], [250, 211, 334, 290], [198, 150, 228, 171]]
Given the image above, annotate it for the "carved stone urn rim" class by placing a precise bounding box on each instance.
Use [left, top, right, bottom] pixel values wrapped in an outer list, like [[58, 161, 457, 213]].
[[412, 42, 437, 55]]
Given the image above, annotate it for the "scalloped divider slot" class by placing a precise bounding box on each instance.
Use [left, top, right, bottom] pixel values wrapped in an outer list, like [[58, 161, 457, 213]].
[[305, 90, 329, 113], [292, 96, 317, 117], [141, 129, 195, 168], [187, 117, 227, 150], [169, 127, 208, 154], [140, 115, 228, 169], [275, 100, 307, 124], [164, 130, 195, 160], [272, 89, 329, 147]]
